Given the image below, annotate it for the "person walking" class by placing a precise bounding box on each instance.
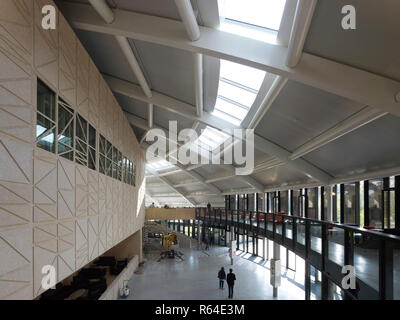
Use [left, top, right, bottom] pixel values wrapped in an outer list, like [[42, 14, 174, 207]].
[[226, 269, 236, 299], [218, 267, 226, 289]]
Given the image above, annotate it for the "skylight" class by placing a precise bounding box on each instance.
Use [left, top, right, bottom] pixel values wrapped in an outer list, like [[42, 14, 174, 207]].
[[146, 159, 174, 171], [212, 59, 265, 126], [191, 126, 230, 154], [218, 0, 287, 43]]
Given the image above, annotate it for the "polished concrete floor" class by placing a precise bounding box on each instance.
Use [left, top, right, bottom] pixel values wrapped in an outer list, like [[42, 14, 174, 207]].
[[125, 246, 305, 300]]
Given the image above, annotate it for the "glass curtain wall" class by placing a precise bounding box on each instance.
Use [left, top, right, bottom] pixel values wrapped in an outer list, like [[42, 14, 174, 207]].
[[369, 179, 383, 228], [281, 191, 288, 213], [344, 183, 357, 225], [308, 188, 317, 219]]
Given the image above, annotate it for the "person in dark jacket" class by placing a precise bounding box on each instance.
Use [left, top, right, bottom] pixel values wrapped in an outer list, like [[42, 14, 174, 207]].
[[218, 267, 226, 289], [226, 269, 236, 299]]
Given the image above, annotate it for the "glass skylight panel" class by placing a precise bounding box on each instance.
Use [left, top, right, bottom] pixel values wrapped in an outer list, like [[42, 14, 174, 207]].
[[219, 20, 278, 43], [220, 60, 265, 91], [146, 159, 173, 171], [215, 98, 249, 120], [212, 109, 242, 126], [192, 126, 230, 153], [212, 59, 266, 125], [219, 0, 287, 31], [218, 80, 257, 107]]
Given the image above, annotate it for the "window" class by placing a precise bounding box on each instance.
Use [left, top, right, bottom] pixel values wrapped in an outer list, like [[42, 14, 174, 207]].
[[36, 79, 56, 153], [58, 99, 74, 161], [99, 135, 112, 177], [281, 191, 288, 214], [123, 157, 128, 183], [218, 0, 286, 43], [367, 180, 383, 227], [88, 124, 96, 170], [308, 188, 317, 219], [112, 146, 118, 180], [75, 114, 88, 166], [99, 135, 106, 175], [212, 59, 265, 125], [36, 78, 132, 185], [344, 183, 356, 224]]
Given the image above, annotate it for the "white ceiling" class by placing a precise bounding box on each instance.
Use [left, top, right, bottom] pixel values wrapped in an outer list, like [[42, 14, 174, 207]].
[[57, 0, 400, 207]]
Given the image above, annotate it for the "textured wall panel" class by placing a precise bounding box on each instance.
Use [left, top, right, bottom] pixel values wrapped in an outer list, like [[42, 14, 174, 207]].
[[58, 13, 76, 107], [34, 0, 58, 90], [76, 42, 89, 119], [0, 0, 145, 299]]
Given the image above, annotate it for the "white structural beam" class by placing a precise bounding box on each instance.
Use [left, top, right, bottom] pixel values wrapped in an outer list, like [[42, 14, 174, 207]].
[[87, 1, 152, 98], [125, 112, 149, 131], [171, 161, 222, 194], [174, 0, 200, 41], [142, 140, 222, 194], [204, 158, 283, 184], [193, 53, 203, 117], [221, 165, 265, 193], [146, 167, 196, 206], [243, 75, 288, 129], [290, 106, 388, 160], [111, 76, 331, 183], [286, 0, 318, 67], [147, 103, 153, 128], [59, 2, 400, 117], [174, 0, 203, 117], [87, 0, 114, 24], [114, 36, 152, 98], [174, 180, 203, 188]]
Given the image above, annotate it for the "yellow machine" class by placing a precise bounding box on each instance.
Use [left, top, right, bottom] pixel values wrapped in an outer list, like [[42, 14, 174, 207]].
[[162, 233, 177, 252]]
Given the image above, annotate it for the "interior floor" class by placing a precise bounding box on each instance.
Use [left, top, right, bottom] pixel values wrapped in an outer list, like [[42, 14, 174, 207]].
[[124, 246, 305, 300]]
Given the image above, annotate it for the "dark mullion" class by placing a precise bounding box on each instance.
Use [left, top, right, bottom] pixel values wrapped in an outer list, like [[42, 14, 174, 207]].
[[395, 176, 400, 229], [355, 182, 360, 226], [344, 229, 355, 299], [379, 239, 394, 299], [364, 180, 370, 227], [333, 185, 338, 222], [340, 184, 345, 224]]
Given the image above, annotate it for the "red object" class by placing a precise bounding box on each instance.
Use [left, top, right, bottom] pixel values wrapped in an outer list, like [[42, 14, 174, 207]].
[[363, 226, 375, 230], [328, 225, 333, 229]]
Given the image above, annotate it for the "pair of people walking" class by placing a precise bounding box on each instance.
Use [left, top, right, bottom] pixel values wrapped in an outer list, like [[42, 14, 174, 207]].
[[218, 267, 236, 299]]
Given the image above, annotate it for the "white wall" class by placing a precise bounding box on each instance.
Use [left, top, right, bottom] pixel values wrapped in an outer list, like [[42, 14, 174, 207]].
[[0, 0, 145, 299]]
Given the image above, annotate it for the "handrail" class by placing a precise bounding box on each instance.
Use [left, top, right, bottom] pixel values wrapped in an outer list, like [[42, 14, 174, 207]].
[[197, 208, 400, 243]]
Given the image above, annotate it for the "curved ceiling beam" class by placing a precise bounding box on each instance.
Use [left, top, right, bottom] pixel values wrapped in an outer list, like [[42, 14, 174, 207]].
[[286, 0, 318, 67], [174, 0, 200, 41], [108, 75, 332, 184], [290, 106, 387, 160], [146, 166, 197, 206], [59, 2, 400, 117], [174, 0, 203, 117], [87, 0, 114, 24], [87, 1, 152, 98]]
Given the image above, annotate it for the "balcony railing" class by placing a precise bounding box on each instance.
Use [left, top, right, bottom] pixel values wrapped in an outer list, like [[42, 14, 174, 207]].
[[195, 207, 400, 300]]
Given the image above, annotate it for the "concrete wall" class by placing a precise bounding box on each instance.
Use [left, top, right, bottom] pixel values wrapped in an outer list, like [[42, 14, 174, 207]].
[[99, 255, 139, 300], [105, 229, 143, 262], [0, 0, 145, 299], [145, 208, 196, 221]]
